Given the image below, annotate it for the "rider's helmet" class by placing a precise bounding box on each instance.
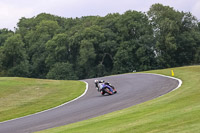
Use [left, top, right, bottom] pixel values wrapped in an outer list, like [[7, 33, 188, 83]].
[[94, 80, 99, 84]]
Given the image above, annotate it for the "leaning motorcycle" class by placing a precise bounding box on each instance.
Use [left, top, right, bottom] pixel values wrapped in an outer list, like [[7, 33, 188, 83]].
[[100, 85, 117, 95]]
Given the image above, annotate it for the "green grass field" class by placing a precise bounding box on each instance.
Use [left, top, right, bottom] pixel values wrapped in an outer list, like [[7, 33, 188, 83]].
[[0, 78, 86, 122], [37, 65, 200, 133]]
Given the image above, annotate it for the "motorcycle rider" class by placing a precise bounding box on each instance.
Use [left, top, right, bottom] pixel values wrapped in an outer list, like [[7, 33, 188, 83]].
[[94, 80, 116, 95]]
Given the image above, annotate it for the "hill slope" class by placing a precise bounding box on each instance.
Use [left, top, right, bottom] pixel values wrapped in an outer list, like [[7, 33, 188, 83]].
[[37, 65, 200, 133], [0, 78, 85, 122]]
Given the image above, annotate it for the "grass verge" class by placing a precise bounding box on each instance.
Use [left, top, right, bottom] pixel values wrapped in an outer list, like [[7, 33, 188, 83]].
[[0, 78, 86, 122], [37, 65, 200, 133]]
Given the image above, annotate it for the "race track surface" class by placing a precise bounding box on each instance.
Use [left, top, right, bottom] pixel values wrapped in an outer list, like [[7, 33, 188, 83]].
[[0, 73, 179, 133]]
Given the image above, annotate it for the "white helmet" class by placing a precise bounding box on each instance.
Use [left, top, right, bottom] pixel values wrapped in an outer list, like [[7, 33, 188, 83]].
[[94, 80, 99, 83]]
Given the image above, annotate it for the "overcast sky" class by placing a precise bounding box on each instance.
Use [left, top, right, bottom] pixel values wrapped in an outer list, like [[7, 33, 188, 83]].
[[0, 0, 200, 30]]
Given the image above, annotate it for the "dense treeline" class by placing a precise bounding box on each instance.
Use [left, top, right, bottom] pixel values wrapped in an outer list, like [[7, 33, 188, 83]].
[[0, 4, 200, 80]]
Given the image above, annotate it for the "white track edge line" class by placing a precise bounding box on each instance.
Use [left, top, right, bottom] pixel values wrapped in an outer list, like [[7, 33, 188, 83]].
[[138, 73, 182, 95], [0, 81, 88, 124]]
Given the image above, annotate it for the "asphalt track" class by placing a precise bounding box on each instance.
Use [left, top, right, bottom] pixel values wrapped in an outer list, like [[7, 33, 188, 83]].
[[0, 73, 180, 133]]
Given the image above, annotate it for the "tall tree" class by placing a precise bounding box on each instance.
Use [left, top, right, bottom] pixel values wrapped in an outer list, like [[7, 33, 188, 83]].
[[113, 10, 155, 73], [28, 20, 61, 78], [176, 12, 200, 65], [0, 34, 29, 76], [148, 4, 183, 68], [78, 39, 96, 78]]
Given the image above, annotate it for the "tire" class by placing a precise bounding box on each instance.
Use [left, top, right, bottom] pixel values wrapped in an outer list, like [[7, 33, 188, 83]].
[[100, 90, 105, 95]]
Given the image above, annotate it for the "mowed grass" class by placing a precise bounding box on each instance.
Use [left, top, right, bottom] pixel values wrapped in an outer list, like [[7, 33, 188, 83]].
[[37, 65, 200, 133], [0, 78, 86, 122]]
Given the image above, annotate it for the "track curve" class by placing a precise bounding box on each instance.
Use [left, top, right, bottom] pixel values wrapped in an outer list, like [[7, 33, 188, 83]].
[[0, 73, 180, 133]]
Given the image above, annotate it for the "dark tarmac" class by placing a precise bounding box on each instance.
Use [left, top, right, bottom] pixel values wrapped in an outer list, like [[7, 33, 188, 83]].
[[0, 73, 179, 133]]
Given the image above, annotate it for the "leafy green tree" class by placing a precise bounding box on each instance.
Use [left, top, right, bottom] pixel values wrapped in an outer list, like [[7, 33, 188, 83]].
[[195, 22, 200, 64], [176, 12, 200, 65], [0, 47, 4, 75], [113, 10, 155, 73], [0, 34, 29, 76], [97, 28, 119, 74], [45, 33, 70, 67], [78, 39, 96, 78], [28, 20, 61, 78], [8, 61, 30, 77], [98, 13, 120, 33], [67, 25, 106, 78], [0, 29, 13, 46], [46, 62, 77, 80], [16, 17, 35, 38], [95, 63, 106, 77], [148, 4, 184, 67], [35, 20, 60, 38], [116, 10, 152, 41], [148, 4, 200, 67], [113, 41, 135, 73]]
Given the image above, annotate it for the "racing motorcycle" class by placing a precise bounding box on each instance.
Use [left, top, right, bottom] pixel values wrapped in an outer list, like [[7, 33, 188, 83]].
[[100, 85, 117, 95], [95, 80, 117, 95]]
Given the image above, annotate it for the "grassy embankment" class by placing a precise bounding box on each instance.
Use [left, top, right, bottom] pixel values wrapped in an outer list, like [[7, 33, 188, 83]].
[[0, 78, 86, 122], [37, 65, 200, 133]]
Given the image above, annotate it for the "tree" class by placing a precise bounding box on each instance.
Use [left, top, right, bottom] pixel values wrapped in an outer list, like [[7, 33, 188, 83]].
[[175, 12, 200, 65], [148, 4, 200, 67], [148, 4, 183, 67], [0, 29, 13, 46], [0, 34, 29, 76], [113, 41, 135, 73], [28, 20, 61, 78], [97, 28, 119, 74], [78, 39, 96, 78], [45, 33, 70, 68], [46, 62, 77, 80], [113, 10, 155, 73], [116, 10, 152, 41]]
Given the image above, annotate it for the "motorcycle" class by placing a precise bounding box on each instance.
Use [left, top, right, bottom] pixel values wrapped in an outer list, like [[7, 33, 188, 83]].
[[95, 80, 117, 95], [100, 85, 117, 95]]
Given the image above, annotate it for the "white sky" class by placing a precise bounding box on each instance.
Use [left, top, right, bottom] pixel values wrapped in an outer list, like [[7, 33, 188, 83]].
[[0, 0, 200, 30]]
